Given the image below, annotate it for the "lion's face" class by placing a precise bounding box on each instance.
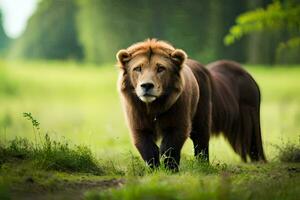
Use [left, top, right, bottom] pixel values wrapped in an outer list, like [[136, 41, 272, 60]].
[[127, 54, 175, 103], [117, 39, 187, 104]]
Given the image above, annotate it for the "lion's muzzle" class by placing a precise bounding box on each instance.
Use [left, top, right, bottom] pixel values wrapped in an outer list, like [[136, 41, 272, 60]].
[[137, 82, 158, 103]]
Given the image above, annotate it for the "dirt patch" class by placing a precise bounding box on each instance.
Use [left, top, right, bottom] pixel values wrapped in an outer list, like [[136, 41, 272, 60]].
[[10, 178, 125, 200]]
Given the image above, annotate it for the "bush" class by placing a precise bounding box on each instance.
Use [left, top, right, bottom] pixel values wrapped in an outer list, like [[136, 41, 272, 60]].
[[276, 138, 300, 163]]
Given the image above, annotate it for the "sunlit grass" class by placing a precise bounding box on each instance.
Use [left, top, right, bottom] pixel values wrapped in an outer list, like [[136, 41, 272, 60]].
[[85, 162, 300, 200]]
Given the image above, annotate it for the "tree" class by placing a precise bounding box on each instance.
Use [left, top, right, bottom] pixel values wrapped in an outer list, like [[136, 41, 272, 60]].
[[0, 11, 10, 55], [225, 0, 300, 64], [9, 0, 83, 60], [76, 0, 249, 64]]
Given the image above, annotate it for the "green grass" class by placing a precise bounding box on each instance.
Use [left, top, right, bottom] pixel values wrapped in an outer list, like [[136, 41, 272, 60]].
[[0, 135, 104, 174], [0, 60, 300, 199], [1, 134, 298, 200], [85, 163, 300, 200], [0, 112, 103, 174]]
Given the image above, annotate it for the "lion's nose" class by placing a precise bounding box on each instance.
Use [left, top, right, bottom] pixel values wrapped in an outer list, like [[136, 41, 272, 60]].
[[140, 82, 154, 92]]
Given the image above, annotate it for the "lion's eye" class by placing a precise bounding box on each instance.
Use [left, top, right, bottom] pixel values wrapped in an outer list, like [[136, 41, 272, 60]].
[[133, 66, 142, 72], [157, 65, 166, 73]]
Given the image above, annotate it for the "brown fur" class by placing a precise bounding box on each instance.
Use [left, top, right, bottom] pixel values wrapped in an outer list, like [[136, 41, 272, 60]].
[[116, 39, 266, 171]]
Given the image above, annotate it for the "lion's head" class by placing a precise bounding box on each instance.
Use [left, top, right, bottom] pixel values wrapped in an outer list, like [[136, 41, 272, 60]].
[[116, 39, 187, 104]]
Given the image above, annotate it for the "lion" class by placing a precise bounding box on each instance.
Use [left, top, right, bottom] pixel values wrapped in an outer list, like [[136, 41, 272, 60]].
[[116, 39, 266, 171]]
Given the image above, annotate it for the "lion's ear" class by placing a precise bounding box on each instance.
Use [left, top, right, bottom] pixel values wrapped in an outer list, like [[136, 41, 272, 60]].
[[116, 49, 131, 67], [171, 49, 187, 67]]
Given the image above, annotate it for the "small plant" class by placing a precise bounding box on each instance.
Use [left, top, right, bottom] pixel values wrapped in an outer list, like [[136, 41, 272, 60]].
[[275, 137, 300, 163], [23, 112, 40, 130], [23, 112, 41, 147]]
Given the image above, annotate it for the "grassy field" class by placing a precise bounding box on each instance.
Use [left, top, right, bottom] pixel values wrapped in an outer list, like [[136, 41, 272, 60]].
[[0, 60, 299, 199]]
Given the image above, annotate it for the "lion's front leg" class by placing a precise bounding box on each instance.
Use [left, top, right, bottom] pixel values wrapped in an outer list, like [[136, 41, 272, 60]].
[[160, 129, 188, 172], [133, 131, 160, 169]]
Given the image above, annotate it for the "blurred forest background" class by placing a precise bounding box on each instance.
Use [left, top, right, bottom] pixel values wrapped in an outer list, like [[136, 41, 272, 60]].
[[0, 0, 299, 64]]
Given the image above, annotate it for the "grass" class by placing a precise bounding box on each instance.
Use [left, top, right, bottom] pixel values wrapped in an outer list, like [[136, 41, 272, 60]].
[[0, 112, 103, 174], [85, 164, 300, 200], [0, 135, 103, 174], [276, 138, 300, 163], [1, 133, 298, 200], [0, 60, 300, 199]]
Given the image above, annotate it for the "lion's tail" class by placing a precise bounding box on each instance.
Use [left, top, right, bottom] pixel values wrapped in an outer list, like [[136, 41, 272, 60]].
[[231, 105, 266, 162]]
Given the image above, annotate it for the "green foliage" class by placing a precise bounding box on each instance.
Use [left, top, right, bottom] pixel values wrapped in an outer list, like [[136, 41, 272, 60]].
[[9, 0, 83, 60], [225, 0, 300, 44], [275, 137, 300, 162], [225, 0, 300, 63], [276, 37, 300, 63]]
